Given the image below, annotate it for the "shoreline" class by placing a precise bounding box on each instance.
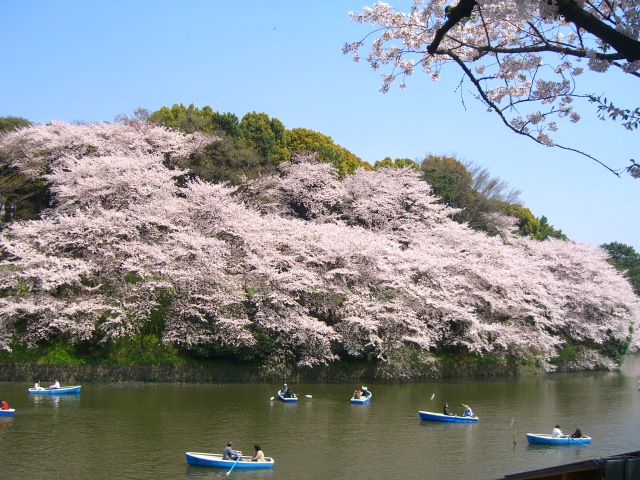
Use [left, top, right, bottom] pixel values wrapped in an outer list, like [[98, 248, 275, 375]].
[[0, 359, 549, 384]]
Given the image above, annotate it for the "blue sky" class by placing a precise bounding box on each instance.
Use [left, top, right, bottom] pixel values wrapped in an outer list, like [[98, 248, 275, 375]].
[[2, 1, 638, 250]]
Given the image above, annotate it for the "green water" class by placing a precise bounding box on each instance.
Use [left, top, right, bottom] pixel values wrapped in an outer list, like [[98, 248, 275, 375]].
[[1, 357, 640, 479]]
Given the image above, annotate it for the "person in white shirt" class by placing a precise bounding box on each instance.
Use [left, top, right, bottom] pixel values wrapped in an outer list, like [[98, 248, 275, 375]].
[[49, 380, 60, 389], [551, 424, 564, 438]]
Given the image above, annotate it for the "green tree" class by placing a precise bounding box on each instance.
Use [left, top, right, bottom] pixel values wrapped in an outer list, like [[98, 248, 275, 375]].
[[420, 155, 473, 209], [178, 131, 265, 185], [238, 112, 289, 165], [373, 156, 419, 170], [286, 128, 370, 175], [148, 104, 216, 133], [501, 206, 567, 241], [601, 242, 640, 296], [0, 118, 50, 223], [0, 116, 31, 132]]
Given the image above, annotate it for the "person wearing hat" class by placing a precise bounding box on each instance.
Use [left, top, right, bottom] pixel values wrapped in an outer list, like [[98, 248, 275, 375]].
[[551, 424, 564, 438], [279, 383, 288, 397], [222, 441, 242, 460], [251, 444, 265, 462]]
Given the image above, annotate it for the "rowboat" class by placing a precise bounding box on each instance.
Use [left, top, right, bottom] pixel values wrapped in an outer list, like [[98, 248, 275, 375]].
[[185, 452, 274, 469], [418, 411, 479, 423], [350, 391, 373, 404], [0, 409, 15, 417], [526, 433, 592, 445], [277, 391, 298, 402], [28, 385, 81, 395]]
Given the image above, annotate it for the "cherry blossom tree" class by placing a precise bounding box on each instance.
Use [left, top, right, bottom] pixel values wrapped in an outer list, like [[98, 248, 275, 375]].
[[344, 1, 640, 177], [1, 123, 638, 373]]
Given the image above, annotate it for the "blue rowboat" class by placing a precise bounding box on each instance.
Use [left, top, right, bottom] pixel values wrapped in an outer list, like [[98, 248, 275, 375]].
[[0, 408, 15, 417], [418, 411, 479, 423], [277, 391, 298, 402], [350, 392, 373, 404], [526, 433, 592, 445], [185, 452, 274, 469], [28, 385, 81, 395]]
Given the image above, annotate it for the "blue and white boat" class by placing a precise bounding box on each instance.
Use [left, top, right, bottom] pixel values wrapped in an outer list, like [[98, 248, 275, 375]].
[[350, 390, 372, 404], [526, 433, 592, 445], [28, 385, 81, 395], [0, 408, 15, 417], [277, 391, 298, 402], [418, 411, 479, 423], [185, 452, 274, 469]]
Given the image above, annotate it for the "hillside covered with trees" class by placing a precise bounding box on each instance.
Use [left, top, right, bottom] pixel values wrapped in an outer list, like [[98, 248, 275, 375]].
[[0, 119, 638, 376]]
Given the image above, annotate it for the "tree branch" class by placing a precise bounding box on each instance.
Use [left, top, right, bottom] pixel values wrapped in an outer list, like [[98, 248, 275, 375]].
[[448, 52, 622, 177], [555, 0, 640, 62], [427, 0, 478, 54]]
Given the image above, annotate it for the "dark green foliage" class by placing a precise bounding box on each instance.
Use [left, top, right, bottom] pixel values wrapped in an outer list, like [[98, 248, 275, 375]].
[[148, 104, 367, 179], [502, 206, 567, 240], [373, 156, 419, 170], [602, 335, 631, 365], [601, 242, 640, 296], [421, 154, 565, 240], [0, 116, 31, 132], [179, 132, 266, 185]]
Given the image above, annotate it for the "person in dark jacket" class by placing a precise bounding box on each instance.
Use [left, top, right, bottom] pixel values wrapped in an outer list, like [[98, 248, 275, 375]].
[[222, 442, 241, 460], [570, 426, 583, 438]]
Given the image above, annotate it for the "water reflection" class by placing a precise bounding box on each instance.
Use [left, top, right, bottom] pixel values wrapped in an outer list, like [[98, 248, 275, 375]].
[[0, 355, 639, 479], [28, 393, 80, 408]]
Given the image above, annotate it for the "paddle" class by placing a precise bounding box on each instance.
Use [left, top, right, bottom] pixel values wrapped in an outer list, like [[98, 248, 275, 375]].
[[226, 455, 242, 475], [568, 436, 589, 447]]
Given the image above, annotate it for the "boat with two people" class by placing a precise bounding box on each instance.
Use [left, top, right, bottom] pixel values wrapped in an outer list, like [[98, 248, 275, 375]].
[[276, 383, 297, 402], [418, 411, 479, 423], [28, 385, 81, 395], [526, 433, 592, 445], [185, 452, 275, 469], [350, 386, 373, 404]]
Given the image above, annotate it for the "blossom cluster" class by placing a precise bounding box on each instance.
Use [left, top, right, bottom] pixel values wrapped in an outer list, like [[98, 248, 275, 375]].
[[345, 1, 639, 152], [0, 122, 638, 369]]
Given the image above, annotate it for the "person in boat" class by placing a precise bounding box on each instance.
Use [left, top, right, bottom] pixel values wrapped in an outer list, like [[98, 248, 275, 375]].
[[0, 400, 9, 410], [552, 424, 564, 438], [361, 386, 370, 398], [570, 426, 583, 438], [34, 380, 43, 390], [279, 384, 288, 396], [353, 389, 361, 399], [49, 380, 60, 389], [443, 403, 452, 415], [251, 444, 265, 462], [222, 441, 242, 461], [461, 403, 473, 417], [285, 387, 293, 398]]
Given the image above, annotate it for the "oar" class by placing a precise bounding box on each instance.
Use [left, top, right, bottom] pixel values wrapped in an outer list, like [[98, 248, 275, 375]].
[[226, 455, 241, 475], [569, 436, 589, 447], [305, 394, 313, 398]]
